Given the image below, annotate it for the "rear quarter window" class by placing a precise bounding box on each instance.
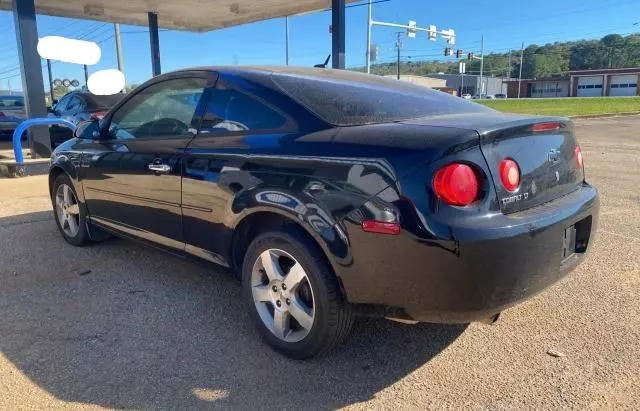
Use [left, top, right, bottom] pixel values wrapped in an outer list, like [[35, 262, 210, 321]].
[[271, 70, 490, 126]]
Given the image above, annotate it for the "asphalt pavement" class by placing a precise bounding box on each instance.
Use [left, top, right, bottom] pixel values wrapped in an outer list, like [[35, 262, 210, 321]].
[[0, 116, 638, 410]]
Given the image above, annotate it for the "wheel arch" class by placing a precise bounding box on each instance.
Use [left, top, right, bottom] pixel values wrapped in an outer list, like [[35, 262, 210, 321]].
[[49, 160, 84, 202], [230, 208, 351, 297]]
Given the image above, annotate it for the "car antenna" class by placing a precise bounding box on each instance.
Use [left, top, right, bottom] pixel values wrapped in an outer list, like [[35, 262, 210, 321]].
[[314, 54, 331, 68]]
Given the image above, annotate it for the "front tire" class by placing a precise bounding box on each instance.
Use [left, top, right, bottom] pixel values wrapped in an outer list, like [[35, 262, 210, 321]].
[[242, 227, 353, 359], [51, 173, 92, 246]]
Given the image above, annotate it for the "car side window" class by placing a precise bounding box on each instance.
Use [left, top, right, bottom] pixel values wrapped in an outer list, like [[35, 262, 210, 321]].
[[109, 77, 207, 140], [199, 82, 287, 133]]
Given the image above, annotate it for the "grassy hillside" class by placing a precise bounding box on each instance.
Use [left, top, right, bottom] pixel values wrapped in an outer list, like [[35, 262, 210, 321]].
[[477, 97, 640, 117]]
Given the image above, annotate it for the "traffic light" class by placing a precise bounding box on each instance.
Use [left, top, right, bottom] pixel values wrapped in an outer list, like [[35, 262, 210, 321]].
[[444, 47, 453, 57], [467, 52, 474, 60], [456, 49, 462, 58]]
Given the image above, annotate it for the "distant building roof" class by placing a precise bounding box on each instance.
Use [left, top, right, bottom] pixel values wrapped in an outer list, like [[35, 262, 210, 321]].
[[503, 77, 569, 83], [569, 67, 640, 75], [0, 90, 24, 96]]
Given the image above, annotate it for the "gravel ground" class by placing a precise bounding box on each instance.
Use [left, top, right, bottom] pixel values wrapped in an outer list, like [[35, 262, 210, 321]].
[[0, 116, 638, 410]]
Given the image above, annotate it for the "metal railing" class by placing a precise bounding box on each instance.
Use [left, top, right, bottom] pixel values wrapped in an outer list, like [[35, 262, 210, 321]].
[[12, 118, 76, 164]]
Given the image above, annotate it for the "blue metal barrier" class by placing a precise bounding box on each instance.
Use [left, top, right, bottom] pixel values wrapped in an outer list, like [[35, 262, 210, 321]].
[[13, 118, 77, 165]]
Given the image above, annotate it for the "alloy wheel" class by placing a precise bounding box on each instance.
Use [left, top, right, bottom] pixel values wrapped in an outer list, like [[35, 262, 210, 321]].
[[55, 183, 80, 237], [251, 248, 316, 343]]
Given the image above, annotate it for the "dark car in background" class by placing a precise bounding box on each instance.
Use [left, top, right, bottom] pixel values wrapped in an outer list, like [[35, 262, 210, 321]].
[[49, 91, 123, 147], [0, 95, 25, 140], [48, 67, 599, 359]]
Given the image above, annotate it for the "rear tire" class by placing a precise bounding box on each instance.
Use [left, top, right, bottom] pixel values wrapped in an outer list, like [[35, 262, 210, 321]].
[[242, 226, 353, 359], [51, 173, 93, 246]]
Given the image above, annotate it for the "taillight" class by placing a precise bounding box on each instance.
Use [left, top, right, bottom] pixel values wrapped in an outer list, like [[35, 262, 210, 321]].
[[90, 110, 108, 120], [532, 122, 560, 132], [575, 146, 583, 168], [432, 163, 479, 206], [499, 159, 520, 192]]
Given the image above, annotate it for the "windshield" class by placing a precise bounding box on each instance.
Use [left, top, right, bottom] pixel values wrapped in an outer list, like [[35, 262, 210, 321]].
[[270, 69, 490, 126]]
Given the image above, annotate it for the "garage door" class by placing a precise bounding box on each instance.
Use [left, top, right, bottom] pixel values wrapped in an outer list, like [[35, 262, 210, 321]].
[[609, 74, 638, 97], [577, 76, 604, 97]]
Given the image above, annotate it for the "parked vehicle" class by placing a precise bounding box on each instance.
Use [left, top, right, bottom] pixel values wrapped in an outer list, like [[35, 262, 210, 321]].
[[473, 94, 495, 99], [494, 93, 508, 99], [49, 91, 124, 147], [461, 93, 472, 99], [49, 67, 599, 359], [0, 95, 25, 140]]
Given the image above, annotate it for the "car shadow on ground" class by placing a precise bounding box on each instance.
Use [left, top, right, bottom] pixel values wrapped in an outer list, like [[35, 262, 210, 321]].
[[0, 211, 466, 410]]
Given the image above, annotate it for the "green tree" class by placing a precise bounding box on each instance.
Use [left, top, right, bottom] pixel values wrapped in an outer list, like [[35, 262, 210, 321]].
[[52, 85, 69, 101]]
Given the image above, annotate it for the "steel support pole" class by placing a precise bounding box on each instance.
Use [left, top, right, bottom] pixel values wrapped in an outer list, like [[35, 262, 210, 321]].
[[331, 0, 345, 69], [148, 12, 161, 76], [285, 16, 290, 65], [366, 0, 372, 73], [46, 59, 54, 104], [12, 0, 51, 158], [83, 65, 89, 86], [114, 23, 125, 72]]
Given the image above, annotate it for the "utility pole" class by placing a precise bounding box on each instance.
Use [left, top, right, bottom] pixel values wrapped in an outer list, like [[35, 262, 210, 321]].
[[46, 59, 54, 103], [114, 23, 124, 73], [479, 34, 484, 96], [503, 48, 512, 95], [366, 0, 372, 73], [395, 32, 402, 80], [285, 16, 290, 65], [517, 41, 524, 99]]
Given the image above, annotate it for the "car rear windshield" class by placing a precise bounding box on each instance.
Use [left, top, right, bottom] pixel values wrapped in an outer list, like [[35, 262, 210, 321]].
[[83, 93, 124, 110], [0, 96, 24, 108], [270, 70, 490, 126]]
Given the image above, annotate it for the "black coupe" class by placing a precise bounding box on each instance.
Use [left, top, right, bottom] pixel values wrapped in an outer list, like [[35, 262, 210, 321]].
[[49, 67, 599, 359]]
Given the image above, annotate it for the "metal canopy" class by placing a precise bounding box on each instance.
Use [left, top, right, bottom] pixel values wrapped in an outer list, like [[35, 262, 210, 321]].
[[0, 0, 357, 31]]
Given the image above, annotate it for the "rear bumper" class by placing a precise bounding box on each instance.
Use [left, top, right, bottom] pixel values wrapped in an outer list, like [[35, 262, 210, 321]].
[[339, 183, 599, 323]]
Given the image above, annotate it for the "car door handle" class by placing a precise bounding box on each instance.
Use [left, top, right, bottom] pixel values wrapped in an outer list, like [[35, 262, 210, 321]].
[[148, 163, 172, 173]]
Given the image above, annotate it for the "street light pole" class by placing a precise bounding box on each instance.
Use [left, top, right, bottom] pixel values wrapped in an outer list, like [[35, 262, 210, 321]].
[[366, 0, 372, 73], [479, 34, 484, 96], [518, 41, 524, 99], [395, 32, 402, 80]]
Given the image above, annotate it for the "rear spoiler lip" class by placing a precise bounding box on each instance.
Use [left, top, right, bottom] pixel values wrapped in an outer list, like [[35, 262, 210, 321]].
[[477, 116, 573, 146], [401, 112, 571, 136]]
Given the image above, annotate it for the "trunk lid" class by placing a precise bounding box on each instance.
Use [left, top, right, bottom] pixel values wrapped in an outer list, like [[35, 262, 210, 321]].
[[402, 112, 584, 214]]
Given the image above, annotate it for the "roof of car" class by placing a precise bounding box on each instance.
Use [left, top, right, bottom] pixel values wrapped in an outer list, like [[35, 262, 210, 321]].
[[169, 65, 386, 83]]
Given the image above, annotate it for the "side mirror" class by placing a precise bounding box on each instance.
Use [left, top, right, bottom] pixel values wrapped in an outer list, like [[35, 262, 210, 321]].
[[73, 120, 102, 140]]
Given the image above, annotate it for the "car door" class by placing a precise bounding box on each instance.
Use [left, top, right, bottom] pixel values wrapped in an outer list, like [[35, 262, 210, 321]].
[[82, 73, 212, 252], [181, 77, 296, 265]]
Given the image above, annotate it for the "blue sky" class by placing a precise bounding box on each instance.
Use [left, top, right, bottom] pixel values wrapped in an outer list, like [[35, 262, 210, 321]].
[[0, 0, 639, 91]]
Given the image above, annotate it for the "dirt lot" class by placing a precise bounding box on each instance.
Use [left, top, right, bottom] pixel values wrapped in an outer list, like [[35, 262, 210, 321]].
[[0, 116, 639, 410]]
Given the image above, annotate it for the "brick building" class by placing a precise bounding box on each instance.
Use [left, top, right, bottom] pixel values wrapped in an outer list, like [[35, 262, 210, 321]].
[[504, 67, 640, 98]]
